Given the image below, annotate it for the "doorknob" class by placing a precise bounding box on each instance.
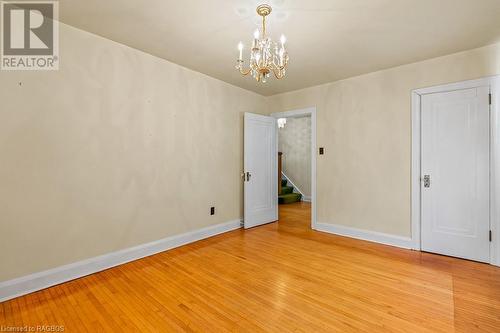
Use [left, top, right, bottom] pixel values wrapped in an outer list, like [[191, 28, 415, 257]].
[[423, 175, 431, 188]]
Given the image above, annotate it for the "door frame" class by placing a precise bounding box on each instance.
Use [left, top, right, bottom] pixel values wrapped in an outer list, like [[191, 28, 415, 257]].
[[271, 107, 317, 229], [411, 76, 500, 266]]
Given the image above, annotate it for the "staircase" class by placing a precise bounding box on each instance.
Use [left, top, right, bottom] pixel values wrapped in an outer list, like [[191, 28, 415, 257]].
[[278, 152, 302, 204], [279, 178, 302, 204]]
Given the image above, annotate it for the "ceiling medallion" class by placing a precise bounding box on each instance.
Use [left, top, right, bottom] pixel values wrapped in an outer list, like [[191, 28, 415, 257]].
[[235, 4, 289, 83]]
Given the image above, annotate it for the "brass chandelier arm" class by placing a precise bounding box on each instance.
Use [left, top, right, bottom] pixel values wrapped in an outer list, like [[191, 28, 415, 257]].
[[236, 60, 252, 75], [272, 58, 288, 72], [271, 66, 285, 80], [239, 67, 252, 76]]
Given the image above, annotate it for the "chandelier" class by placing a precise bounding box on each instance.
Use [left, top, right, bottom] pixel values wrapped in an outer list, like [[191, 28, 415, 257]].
[[235, 4, 289, 83], [277, 118, 287, 128]]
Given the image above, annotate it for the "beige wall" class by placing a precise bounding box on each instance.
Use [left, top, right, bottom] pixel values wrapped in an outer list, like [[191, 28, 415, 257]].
[[278, 117, 311, 197], [2, 22, 500, 283], [268, 43, 500, 237], [0, 24, 267, 282]]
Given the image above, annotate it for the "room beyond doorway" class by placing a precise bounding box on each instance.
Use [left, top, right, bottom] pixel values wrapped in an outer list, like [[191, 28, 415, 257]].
[[278, 116, 311, 204], [272, 107, 317, 229]]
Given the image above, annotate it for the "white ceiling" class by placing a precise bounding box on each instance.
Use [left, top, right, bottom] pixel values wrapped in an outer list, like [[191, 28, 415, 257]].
[[59, 0, 500, 96]]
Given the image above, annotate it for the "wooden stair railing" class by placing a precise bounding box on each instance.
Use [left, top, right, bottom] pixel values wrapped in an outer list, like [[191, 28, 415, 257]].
[[278, 152, 283, 195]]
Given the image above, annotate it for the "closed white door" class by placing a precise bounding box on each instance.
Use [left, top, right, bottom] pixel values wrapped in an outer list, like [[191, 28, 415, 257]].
[[421, 86, 490, 262], [244, 113, 278, 229]]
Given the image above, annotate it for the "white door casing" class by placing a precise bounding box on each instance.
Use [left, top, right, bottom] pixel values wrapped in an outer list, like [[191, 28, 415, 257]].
[[271, 107, 317, 229], [421, 86, 490, 262], [244, 113, 278, 229]]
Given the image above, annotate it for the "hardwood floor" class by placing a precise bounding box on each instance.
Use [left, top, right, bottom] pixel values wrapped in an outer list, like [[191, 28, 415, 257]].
[[1, 202, 500, 332]]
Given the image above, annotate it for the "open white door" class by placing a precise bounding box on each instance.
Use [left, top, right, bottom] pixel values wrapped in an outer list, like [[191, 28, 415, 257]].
[[421, 86, 490, 262], [244, 113, 278, 229]]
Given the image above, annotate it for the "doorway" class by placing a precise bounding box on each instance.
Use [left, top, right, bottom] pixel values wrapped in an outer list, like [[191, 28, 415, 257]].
[[242, 108, 316, 230], [412, 77, 500, 265], [272, 108, 317, 229]]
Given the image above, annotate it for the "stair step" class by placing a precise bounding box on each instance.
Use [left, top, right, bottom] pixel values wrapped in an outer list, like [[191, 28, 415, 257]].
[[278, 193, 302, 204], [281, 179, 287, 187], [281, 186, 293, 195]]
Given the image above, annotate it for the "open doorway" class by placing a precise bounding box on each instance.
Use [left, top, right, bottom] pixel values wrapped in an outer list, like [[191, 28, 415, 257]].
[[272, 108, 317, 229]]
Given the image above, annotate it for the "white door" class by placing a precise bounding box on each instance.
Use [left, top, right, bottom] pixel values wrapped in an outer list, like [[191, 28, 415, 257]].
[[244, 113, 278, 229], [421, 86, 490, 262]]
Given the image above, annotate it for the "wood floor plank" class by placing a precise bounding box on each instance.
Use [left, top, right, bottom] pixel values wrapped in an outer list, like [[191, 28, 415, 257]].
[[1, 202, 500, 332]]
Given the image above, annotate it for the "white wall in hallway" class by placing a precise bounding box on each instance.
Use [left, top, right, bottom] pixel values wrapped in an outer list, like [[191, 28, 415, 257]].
[[279, 116, 312, 197]]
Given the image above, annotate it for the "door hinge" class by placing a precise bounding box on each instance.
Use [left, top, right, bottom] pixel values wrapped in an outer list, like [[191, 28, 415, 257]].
[[489, 93, 492, 105], [423, 175, 431, 188], [490, 230, 492, 242]]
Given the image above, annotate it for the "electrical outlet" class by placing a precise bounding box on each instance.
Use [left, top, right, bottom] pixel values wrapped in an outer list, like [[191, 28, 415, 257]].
[[210, 207, 215, 215]]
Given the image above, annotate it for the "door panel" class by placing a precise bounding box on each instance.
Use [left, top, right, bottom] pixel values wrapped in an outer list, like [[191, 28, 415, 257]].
[[421, 86, 490, 262], [244, 113, 278, 229]]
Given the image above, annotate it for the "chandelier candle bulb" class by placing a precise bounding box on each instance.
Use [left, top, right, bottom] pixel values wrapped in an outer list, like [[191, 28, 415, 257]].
[[252, 30, 259, 49], [238, 42, 243, 61]]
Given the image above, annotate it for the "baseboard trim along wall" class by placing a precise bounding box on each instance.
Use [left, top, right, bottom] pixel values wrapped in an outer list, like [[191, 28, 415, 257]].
[[0, 219, 242, 303], [314, 222, 414, 250]]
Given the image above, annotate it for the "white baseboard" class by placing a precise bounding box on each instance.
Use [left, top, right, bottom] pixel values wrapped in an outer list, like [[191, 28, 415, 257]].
[[302, 196, 311, 202], [0, 219, 242, 303], [314, 222, 414, 250]]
